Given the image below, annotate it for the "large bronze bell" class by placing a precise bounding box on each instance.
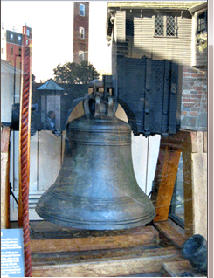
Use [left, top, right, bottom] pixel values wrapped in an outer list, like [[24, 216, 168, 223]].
[[36, 93, 155, 230]]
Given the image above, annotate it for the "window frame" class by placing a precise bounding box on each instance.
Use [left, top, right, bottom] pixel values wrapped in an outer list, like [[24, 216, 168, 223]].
[[154, 13, 178, 38], [197, 10, 207, 34], [79, 3, 85, 17], [26, 29, 30, 37], [154, 14, 164, 37], [79, 51, 85, 62], [79, 26, 85, 40]]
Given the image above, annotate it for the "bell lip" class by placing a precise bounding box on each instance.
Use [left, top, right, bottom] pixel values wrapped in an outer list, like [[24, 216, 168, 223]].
[[36, 188, 156, 231], [36, 209, 155, 231]]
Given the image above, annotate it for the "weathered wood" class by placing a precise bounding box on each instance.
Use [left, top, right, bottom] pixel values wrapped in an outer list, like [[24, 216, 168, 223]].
[[162, 260, 205, 277], [157, 131, 186, 151], [183, 150, 194, 238], [153, 220, 187, 249], [153, 140, 181, 222], [1, 126, 11, 228], [32, 246, 181, 277], [203, 131, 207, 153], [183, 131, 207, 239], [153, 130, 207, 238], [31, 225, 159, 253], [1, 126, 11, 153], [32, 245, 163, 266]]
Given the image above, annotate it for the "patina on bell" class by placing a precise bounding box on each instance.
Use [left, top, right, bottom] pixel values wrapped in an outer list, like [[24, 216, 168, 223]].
[[36, 94, 155, 230]]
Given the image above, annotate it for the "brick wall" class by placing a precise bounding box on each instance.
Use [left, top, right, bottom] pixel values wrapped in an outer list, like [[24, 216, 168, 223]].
[[180, 66, 207, 131], [73, 2, 89, 64]]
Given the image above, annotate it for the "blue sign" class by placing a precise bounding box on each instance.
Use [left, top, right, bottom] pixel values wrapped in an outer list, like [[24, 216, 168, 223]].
[[1, 229, 25, 277]]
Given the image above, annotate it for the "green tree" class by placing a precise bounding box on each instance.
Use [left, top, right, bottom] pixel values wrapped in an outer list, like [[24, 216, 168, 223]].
[[53, 61, 100, 84]]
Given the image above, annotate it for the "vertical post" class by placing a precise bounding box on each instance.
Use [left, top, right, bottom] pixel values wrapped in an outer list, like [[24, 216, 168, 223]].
[[151, 132, 183, 222], [1, 126, 11, 228], [183, 131, 207, 239], [18, 28, 32, 276]]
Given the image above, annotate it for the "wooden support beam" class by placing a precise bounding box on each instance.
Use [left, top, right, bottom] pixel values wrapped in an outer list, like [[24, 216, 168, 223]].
[[162, 260, 205, 277], [152, 137, 181, 222], [153, 219, 187, 248], [152, 130, 207, 239], [1, 126, 11, 228], [183, 131, 207, 239], [31, 225, 159, 253], [32, 246, 181, 277]]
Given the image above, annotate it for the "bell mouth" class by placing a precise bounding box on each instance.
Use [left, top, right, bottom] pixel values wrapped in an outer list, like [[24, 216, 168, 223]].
[[36, 191, 155, 231], [36, 209, 155, 231]]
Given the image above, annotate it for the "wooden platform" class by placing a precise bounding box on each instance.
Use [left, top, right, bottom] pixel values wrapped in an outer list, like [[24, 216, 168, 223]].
[[29, 220, 189, 277], [28, 220, 207, 276], [32, 246, 181, 277], [30, 221, 159, 253]]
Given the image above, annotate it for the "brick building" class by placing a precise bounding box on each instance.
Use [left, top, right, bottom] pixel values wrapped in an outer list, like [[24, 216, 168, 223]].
[[73, 2, 89, 63], [4, 25, 32, 71]]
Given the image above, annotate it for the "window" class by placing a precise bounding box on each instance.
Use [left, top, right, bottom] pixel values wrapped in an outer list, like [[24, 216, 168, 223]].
[[18, 35, 22, 41], [79, 51, 85, 62], [10, 47, 13, 55], [197, 11, 207, 33], [126, 19, 134, 36], [155, 15, 164, 36], [79, 27, 85, 39], [166, 15, 176, 36], [10, 33, 14, 40], [154, 14, 177, 37], [26, 29, 30, 37], [80, 3, 85, 16]]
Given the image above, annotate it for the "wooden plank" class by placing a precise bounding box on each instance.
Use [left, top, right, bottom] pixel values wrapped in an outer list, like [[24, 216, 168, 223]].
[[32, 246, 181, 277], [1, 126, 11, 228], [183, 150, 194, 237], [32, 245, 166, 266], [153, 141, 181, 222], [183, 131, 207, 239], [162, 260, 205, 277], [31, 225, 159, 253], [1, 126, 11, 153], [203, 131, 207, 153], [153, 220, 187, 248]]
